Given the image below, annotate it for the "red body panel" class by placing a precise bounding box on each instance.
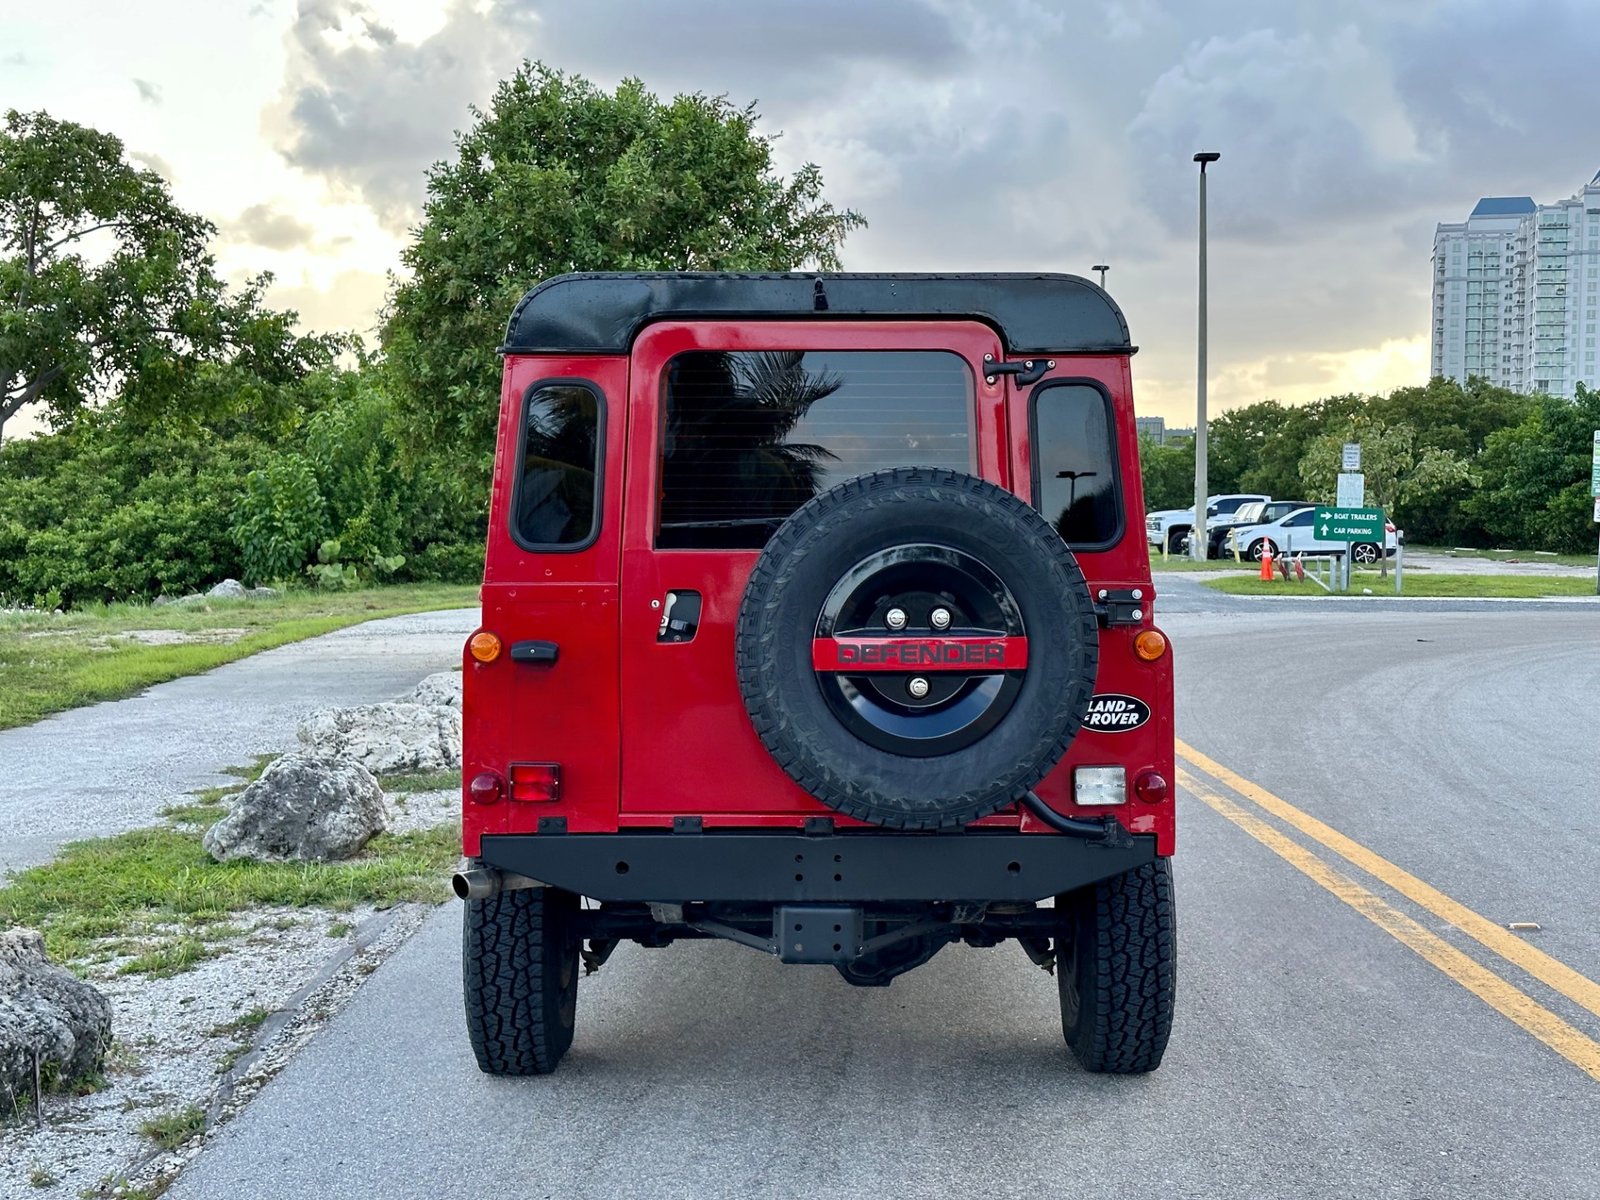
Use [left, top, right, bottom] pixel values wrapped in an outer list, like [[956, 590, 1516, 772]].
[[463, 320, 1175, 858]]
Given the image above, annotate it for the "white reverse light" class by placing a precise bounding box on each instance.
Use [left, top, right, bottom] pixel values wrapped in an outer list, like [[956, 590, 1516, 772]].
[[1074, 766, 1127, 806]]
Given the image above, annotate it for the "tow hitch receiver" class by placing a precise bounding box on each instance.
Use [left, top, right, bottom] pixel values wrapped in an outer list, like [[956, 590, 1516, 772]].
[[776, 906, 863, 964]]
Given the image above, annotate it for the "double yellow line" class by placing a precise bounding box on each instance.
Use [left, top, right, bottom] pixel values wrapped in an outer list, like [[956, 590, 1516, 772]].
[[1176, 739, 1600, 1083]]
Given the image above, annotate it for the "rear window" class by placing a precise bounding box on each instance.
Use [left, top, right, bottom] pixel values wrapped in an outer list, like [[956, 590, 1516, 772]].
[[513, 382, 602, 549], [1031, 382, 1121, 546], [658, 350, 972, 549]]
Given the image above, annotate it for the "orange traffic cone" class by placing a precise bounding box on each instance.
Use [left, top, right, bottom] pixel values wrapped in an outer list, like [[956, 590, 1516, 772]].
[[1258, 543, 1274, 581]]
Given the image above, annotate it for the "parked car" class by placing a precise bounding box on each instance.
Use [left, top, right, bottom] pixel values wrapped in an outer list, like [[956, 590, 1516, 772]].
[[1229, 506, 1397, 562], [1146, 492, 1268, 554], [1205, 499, 1311, 558], [457, 271, 1177, 1077]]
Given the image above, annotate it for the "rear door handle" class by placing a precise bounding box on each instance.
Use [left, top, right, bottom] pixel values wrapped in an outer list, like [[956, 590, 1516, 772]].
[[510, 640, 560, 664]]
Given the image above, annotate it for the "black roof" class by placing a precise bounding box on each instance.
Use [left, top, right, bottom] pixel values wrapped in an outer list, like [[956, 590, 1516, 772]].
[[502, 272, 1133, 355]]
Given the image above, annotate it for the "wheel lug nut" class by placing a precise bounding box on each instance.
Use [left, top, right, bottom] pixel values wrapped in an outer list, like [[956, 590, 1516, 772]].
[[886, 608, 908, 630], [930, 608, 951, 630], [908, 677, 930, 699]]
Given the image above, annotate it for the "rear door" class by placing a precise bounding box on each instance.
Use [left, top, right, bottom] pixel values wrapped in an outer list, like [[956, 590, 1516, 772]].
[[469, 356, 625, 839], [616, 319, 1004, 821]]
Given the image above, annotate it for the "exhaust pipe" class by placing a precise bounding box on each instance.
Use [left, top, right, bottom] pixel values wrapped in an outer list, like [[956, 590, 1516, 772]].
[[451, 868, 543, 901]]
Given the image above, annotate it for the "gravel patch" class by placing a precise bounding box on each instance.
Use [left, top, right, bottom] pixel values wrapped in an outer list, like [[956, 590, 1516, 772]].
[[96, 629, 253, 647], [384, 789, 458, 837], [1, 814, 461, 1198]]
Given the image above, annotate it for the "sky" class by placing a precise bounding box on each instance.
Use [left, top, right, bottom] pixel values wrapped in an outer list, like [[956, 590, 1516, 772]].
[[6, 0, 1600, 431]]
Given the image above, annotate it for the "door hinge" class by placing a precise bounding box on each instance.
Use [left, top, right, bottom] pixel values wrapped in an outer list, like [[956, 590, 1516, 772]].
[[1093, 588, 1147, 627], [983, 354, 1054, 386]]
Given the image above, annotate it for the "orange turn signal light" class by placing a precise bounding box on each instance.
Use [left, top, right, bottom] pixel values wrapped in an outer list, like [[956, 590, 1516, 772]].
[[1133, 629, 1168, 662], [469, 631, 503, 664]]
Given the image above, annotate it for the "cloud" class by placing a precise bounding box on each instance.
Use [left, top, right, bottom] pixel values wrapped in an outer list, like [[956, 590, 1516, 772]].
[[265, 0, 968, 229], [228, 202, 317, 250], [253, 0, 1600, 417], [265, 0, 537, 228], [522, 0, 965, 107], [126, 151, 174, 181], [266, 267, 390, 340], [134, 78, 162, 105], [1127, 26, 1432, 242]]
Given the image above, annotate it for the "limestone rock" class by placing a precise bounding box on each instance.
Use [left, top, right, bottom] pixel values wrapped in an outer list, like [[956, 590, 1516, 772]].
[[247, 586, 280, 600], [0, 928, 112, 1103], [297, 703, 461, 775], [408, 671, 462, 709], [207, 578, 247, 598], [202, 753, 387, 862]]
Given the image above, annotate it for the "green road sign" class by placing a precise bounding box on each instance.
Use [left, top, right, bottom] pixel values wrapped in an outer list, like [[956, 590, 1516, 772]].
[[1590, 429, 1599, 496], [1314, 507, 1385, 541]]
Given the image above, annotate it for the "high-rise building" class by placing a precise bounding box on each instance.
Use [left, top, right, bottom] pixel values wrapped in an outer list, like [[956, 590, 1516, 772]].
[[1432, 170, 1600, 397]]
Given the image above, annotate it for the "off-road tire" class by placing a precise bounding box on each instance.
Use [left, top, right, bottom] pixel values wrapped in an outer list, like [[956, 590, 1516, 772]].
[[463, 885, 579, 1075], [736, 467, 1099, 830], [1057, 859, 1176, 1073]]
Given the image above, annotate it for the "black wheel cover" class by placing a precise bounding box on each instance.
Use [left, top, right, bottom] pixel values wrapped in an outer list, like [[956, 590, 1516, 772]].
[[735, 467, 1100, 830]]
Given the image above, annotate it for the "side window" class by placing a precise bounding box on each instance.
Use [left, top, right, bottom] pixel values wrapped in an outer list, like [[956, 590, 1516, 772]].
[[1285, 510, 1312, 528], [658, 350, 971, 549], [1031, 382, 1121, 546], [513, 382, 602, 549]]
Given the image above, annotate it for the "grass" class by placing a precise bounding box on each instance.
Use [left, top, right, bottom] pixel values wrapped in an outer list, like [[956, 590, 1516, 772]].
[[0, 823, 460, 967], [1203, 573, 1597, 599], [377, 768, 461, 793], [0, 583, 477, 731], [27, 1165, 56, 1188], [138, 1104, 206, 1150], [115, 937, 216, 979], [159, 758, 273, 827], [208, 1007, 270, 1040]]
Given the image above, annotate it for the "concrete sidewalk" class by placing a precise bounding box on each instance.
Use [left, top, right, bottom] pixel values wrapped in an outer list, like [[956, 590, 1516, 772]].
[[0, 608, 478, 876]]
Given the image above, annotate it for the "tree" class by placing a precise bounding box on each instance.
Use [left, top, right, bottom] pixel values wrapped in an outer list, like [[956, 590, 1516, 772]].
[[1138, 434, 1194, 511], [382, 62, 867, 458], [1207, 395, 1364, 499], [1466, 384, 1600, 554], [1297, 416, 1473, 556], [0, 109, 332, 444]]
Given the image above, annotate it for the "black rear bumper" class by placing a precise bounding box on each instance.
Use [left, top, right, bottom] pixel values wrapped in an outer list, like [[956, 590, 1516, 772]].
[[477, 829, 1159, 904]]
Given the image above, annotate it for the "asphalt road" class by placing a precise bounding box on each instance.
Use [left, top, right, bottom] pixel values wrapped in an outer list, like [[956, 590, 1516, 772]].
[[170, 588, 1600, 1200], [0, 609, 478, 875]]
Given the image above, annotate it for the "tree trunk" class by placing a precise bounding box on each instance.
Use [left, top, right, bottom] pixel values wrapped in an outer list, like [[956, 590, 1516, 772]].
[[0, 364, 64, 448]]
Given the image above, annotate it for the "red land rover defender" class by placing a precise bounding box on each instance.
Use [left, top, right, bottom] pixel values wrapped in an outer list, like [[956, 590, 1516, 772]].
[[455, 273, 1175, 1075]]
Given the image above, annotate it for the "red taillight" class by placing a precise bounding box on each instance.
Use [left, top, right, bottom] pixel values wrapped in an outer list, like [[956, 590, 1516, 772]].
[[1134, 771, 1169, 804], [509, 763, 562, 803], [468, 772, 503, 805]]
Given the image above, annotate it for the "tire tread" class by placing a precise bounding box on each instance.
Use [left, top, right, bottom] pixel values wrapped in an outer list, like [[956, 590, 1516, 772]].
[[463, 887, 577, 1076], [1060, 859, 1176, 1074]]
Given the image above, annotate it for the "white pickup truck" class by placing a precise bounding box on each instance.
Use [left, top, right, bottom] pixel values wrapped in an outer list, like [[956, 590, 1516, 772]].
[[1145, 493, 1269, 555]]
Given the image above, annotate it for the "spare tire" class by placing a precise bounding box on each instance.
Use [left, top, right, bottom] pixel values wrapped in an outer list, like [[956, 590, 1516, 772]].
[[735, 467, 1099, 830]]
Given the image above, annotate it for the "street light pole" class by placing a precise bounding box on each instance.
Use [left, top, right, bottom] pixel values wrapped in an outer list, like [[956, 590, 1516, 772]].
[[1192, 151, 1220, 560], [1092, 264, 1109, 289]]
